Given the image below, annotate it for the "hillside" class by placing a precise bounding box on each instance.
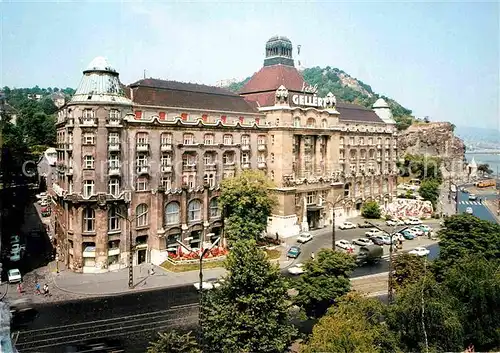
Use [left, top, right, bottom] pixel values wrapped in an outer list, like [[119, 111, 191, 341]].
[[226, 66, 415, 130]]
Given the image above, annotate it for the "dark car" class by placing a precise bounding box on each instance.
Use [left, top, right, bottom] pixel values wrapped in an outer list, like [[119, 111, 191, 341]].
[[357, 222, 372, 228], [64, 338, 124, 352], [287, 246, 301, 259], [370, 236, 386, 246]]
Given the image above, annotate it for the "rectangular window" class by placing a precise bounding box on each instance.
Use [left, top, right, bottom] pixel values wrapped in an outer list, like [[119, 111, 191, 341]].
[[307, 192, 316, 205], [204, 134, 214, 145], [241, 153, 249, 163], [161, 133, 172, 145], [257, 135, 266, 145], [136, 154, 148, 166], [183, 154, 197, 166], [136, 133, 148, 144], [161, 175, 172, 190], [84, 155, 94, 169], [83, 180, 94, 197], [83, 133, 95, 145], [223, 153, 234, 164], [109, 109, 120, 120], [136, 177, 148, 191], [257, 153, 265, 163], [183, 134, 194, 145], [108, 178, 120, 196], [109, 155, 120, 168], [108, 133, 119, 144], [241, 135, 250, 145], [223, 134, 233, 145], [83, 109, 94, 119], [204, 153, 215, 165], [204, 173, 216, 187]]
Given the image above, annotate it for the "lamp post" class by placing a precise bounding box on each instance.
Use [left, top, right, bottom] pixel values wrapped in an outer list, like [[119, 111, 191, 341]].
[[320, 195, 345, 250], [176, 236, 221, 349], [449, 180, 459, 214], [116, 204, 143, 289], [367, 222, 409, 304]]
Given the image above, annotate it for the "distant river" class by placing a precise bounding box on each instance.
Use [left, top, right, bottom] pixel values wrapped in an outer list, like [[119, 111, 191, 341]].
[[465, 153, 500, 176]]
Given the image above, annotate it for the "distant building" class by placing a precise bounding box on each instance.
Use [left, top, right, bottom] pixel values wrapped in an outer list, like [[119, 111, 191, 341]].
[[37, 147, 57, 188], [51, 92, 66, 108], [467, 157, 478, 180]]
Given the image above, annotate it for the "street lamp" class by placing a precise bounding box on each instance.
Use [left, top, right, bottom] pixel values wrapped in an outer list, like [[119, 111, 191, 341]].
[[116, 205, 144, 289], [367, 222, 409, 304], [176, 236, 221, 349], [449, 180, 459, 214], [320, 194, 345, 250]]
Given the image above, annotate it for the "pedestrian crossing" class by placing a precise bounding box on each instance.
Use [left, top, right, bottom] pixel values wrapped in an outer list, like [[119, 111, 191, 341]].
[[459, 201, 481, 205]]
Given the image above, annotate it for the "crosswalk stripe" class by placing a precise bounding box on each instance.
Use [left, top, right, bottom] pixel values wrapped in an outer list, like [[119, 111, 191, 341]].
[[459, 201, 481, 205]]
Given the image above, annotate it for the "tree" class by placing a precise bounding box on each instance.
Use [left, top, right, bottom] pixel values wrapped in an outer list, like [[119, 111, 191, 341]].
[[477, 163, 493, 177], [147, 330, 200, 353], [436, 214, 500, 269], [302, 293, 400, 353], [361, 201, 381, 219], [387, 277, 464, 353], [400, 154, 442, 182], [418, 180, 440, 207], [444, 256, 500, 351], [392, 253, 426, 292], [293, 249, 356, 318], [219, 170, 276, 242], [202, 239, 296, 353]]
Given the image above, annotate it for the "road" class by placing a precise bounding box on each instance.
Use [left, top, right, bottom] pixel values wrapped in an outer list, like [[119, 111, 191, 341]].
[[456, 189, 498, 223]]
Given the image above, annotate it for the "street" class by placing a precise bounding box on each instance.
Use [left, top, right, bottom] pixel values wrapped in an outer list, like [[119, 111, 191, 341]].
[[456, 188, 498, 223]]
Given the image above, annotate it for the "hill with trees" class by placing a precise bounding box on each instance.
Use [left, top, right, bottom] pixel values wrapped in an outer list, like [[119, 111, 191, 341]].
[[226, 66, 416, 131]]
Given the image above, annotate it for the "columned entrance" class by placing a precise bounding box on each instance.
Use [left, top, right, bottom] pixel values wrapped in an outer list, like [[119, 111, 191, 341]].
[[307, 205, 324, 229]]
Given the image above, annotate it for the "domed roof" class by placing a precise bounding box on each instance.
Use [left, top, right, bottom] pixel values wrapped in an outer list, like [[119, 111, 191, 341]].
[[373, 98, 389, 109], [85, 56, 116, 73], [266, 35, 291, 43]]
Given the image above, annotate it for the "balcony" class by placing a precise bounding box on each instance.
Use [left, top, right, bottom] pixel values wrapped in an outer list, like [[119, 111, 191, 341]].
[[108, 143, 120, 152], [242, 162, 250, 169], [223, 162, 235, 169], [205, 163, 217, 171], [241, 144, 250, 151], [257, 144, 267, 151], [109, 167, 121, 176], [182, 164, 197, 172], [65, 167, 73, 176], [108, 248, 120, 256], [161, 165, 172, 173], [258, 162, 267, 169], [161, 144, 172, 152], [106, 118, 122, 127], [80, 117, 97, 127], [136, 143, 149, 152], [136, 165, 150, 174]]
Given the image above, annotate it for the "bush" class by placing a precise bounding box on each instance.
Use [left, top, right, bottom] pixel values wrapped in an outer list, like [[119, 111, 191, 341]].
[[361, 201, 381, 219]]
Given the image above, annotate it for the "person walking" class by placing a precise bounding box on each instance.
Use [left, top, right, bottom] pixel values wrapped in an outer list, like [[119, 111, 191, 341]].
[[35, 283, 41, 295], [311, 252, 315, 260]]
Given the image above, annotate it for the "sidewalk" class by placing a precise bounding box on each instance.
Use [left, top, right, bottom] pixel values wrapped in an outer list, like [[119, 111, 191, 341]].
[[484, 199, 500, 223]]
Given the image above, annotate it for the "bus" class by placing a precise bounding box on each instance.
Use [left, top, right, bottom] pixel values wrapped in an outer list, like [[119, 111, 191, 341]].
[[475, 179, 496, 188]]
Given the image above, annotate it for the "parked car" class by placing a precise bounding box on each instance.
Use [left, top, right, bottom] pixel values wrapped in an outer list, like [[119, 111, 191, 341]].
[[357, 222, 372, 228], [379, 235, 393, 245], [193, 278, 224, 291], [408, 247, 430, 257], [410, 227, 424, 236], [287, 246, 301, 259], [339, 221, 356, 230], [370, 236, 386, 246], [335, 240, 355, 251], [356, 245, 384, 265], [352, 238, 373, 247], [10, 235, 20, 244], [365, 229, 384, 237], [385, 219, 398, 226], [10, 252, 21, 262], [395, 219, 406, 226], [297, 232, 313, 244], [287, 263, 305, 275], [416, 225, 432, 234], [466, 207, 473, 214], [399, 230, 415, 240], [8, 269, 22, 283], [405, 217, 422, 225]]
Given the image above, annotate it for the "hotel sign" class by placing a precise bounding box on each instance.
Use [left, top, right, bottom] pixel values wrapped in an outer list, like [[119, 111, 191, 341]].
[[292, 94, 330, 108]]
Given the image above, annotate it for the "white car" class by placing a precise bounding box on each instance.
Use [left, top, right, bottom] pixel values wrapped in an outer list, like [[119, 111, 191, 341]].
[[352, 238, 373, 247], [385, 219, 398, 226], [408, 247, 430, 257], [8, 269, 22, 284], [10, 251, 21, 262], [406, 217, 422, 225], [335, 240, 355, 251], [10, 235, 20, 244], [466, 207, 473, 214], [297, 232, 313, 243], [287, 263, 305, 275], [410, 227, 424, 236], [193, 279, 224, 291], [365, 229, 384, 237], [339, 222, 356, 230]]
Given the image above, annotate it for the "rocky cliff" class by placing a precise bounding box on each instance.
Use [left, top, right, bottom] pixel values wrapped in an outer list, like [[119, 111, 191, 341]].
[[397, 122, 467, 179]]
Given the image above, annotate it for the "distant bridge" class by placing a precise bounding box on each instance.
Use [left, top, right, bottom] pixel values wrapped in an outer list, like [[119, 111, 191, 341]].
[[466, 151, 500, 155]]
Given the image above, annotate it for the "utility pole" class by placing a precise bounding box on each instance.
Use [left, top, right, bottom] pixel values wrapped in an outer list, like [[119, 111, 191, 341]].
[[177, 237, 221, 350], [117, 204, 141, 289], [367, 222, 409, 304], [320, 194, 344, 250]]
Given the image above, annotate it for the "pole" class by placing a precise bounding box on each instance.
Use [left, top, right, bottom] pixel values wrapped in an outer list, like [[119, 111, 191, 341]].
[[128, 219, 133, 289], [388, 232, 394, 304], [331, 209, 336, 250], [199, 255, 204, 350]]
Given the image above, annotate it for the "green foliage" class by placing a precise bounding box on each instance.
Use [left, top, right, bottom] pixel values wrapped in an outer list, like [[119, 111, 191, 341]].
[[399, 154, 442, 182], [293, 249, 356, 318], [392, 253, 426, 292], [202, 239, 296, 353], [226, 77, 251, 93], [444, 257, 500, 350], [436, 214, 500, 269], [387, 276, 464, 352], [418, 180, 440, 207], [302, 293, 400, 353], [361, 201, 381, 219], [147, 330, 200, 353], [477, 163, 493, 176], [219, 170, 276, 243]]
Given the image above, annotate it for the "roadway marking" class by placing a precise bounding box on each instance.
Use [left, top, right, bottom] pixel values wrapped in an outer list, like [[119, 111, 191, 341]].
[[459, 201, 481, 205]]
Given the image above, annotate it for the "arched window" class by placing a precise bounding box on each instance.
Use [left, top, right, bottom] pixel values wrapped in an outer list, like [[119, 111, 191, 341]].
[[108, 206, 120, 231], [306, 118, 316, 128], [136, 204, 148, 227], [294, 117, 301, 127], [83, 207, 95, 232], [322, 119, 328, 128], [188, 199, 202, 222], [209, 198, 220, 218], [165, 202, 180, 225]]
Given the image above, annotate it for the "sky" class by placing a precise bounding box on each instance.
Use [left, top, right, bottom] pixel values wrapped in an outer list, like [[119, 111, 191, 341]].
[[1, 1, 499, 130]]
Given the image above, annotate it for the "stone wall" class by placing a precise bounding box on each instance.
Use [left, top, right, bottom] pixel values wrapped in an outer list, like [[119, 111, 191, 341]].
[[397, 122, 467, 179]]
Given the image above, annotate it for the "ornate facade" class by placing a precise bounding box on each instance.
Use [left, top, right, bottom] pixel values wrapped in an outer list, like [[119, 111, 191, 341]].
[[50, 37, 397, 273]]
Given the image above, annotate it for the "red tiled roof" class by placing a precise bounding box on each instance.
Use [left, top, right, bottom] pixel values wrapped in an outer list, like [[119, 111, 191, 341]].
[[336, 102, 384, 123], [129, 79, 258, 113], [239, 65, 305, 94]]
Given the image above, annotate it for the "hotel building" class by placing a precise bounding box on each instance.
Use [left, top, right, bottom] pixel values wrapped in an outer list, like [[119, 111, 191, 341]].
[[51, 36, 397, 273]]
